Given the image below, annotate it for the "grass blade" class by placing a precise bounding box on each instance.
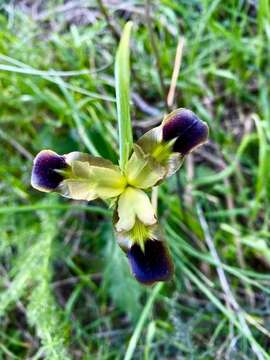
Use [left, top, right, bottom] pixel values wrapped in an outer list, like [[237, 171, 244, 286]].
[[124, 283, 163, 360]]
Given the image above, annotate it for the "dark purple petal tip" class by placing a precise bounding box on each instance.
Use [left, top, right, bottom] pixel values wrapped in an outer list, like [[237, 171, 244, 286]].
[[31, 150, 67, 192], [162, 108, 208, 155], [127, 239, 174, 285]]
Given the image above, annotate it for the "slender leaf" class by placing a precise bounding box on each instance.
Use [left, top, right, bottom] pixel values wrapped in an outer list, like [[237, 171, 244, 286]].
[[124, 283, 163, 360], [115, 21, 133, 170]]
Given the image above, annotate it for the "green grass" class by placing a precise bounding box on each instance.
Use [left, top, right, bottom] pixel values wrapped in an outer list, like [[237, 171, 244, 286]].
[[1, 0, 270, 359]]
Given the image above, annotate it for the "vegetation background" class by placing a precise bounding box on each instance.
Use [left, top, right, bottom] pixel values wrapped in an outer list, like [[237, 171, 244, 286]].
[[1, 0, 270, 359]]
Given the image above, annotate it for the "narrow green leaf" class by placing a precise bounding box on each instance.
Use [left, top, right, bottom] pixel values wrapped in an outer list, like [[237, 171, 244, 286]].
[[124, 283, 163, 360], [253, 114, 268, 203], [115, 21, 133, 170]]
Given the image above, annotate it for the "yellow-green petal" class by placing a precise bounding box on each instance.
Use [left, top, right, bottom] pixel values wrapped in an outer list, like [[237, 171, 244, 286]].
[[125, 144, 166, 189], [135, 121, 184, 179], [115, 187, 157, 232], [59, 179, 97, 201], [136, 126, 163, 155], [61, 158, 127, 201]]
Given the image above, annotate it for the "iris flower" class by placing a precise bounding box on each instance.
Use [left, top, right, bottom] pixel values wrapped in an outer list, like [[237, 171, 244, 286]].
[[31, 108, 208, 285]]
